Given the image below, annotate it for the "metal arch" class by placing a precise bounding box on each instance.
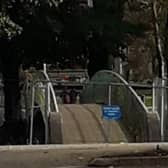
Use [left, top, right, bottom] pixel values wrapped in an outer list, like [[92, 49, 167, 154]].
[[81, 70, 154, 141], [99, 70, 149, 114]]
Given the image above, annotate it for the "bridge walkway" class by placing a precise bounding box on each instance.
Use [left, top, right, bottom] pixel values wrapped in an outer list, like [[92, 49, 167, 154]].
[[57, 104, 128, 144]]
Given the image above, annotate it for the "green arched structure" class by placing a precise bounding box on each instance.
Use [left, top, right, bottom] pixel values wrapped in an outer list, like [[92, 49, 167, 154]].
[[81, 70, 160, 142]]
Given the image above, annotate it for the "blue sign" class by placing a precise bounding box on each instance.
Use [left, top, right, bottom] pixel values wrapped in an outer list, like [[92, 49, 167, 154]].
[[102, 105, 121, 120]]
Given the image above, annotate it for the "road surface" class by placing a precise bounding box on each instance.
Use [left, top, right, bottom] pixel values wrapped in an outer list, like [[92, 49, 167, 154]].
[[0, 143, 168, 168]]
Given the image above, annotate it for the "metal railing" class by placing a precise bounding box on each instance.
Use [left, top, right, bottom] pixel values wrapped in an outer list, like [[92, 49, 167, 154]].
[[42, 70, 59, 114], [28, 70, 60, 144], [80, 70, 151, 142], [21, 70, 168, 143], [0, 69, 167, 143]]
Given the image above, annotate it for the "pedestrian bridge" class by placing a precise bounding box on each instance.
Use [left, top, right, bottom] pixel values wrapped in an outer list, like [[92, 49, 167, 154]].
[[0, 69, 159, 144], [47, 70, 160, 144], [0, 70, 164, 168]]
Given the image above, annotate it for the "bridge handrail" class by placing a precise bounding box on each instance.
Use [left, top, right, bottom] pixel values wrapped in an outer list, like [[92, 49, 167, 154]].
[[80, 70, 150, 142], [42, 71, 59, 114], [109, 71, 149, 113]]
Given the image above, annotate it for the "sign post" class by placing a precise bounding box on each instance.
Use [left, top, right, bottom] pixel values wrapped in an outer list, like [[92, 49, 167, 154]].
[[102, 105, 121, 142]]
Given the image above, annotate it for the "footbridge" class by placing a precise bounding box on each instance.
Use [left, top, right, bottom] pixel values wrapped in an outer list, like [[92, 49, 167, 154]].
[[0, 69, 164, 168], [0, 69, 160, 144], [45, 70, 160, 144]]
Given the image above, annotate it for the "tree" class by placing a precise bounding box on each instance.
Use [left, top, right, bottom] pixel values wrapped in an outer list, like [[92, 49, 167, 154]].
[[151, 0, 168, 77], [0, 0, 62, 144], [56, 0, 129, 76]]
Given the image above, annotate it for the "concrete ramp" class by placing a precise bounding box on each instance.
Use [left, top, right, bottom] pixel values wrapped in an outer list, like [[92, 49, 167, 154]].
[[50, 104, 128, 144]]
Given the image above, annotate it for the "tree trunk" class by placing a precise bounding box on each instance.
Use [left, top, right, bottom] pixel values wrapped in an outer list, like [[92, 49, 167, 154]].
[[151, 0, 165, 78], [3, 65, 20, 122], [0, 39, 27, 144], [0, 39, 20, 122]]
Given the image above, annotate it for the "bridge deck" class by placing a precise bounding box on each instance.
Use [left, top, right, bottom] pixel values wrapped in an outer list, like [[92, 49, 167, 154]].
[[57, 104, 128, 144]]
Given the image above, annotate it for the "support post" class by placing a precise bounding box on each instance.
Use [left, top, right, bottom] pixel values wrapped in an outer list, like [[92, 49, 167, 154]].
[[44, 84, 49, 144], [152, 81, 155, 113], [161, 75, 165, 141], [29, 85, 35, 145], [108, 84, 112, 105]]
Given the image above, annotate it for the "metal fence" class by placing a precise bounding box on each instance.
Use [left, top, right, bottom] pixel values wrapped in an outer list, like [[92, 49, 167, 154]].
[[80, 70, 154, 142], [0, 70, 168, 143], [27, 71, 59, 144]]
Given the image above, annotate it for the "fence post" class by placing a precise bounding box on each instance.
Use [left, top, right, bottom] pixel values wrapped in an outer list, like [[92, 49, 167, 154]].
[[43, 63, 47, 74], [44, 83, 49, 144], [161, 78, 166, 141], [152, 82, 155, 113], [108, 84, 112, 105], [47, 82, 51, 116], [29, 84, 35, 145], [105, 84, 112, 143]]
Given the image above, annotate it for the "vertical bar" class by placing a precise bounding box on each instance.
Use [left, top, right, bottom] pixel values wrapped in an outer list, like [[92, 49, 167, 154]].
[[108, 84, 112, 105], [87, 0, 93, 7], [29, 85, 35, 145], [106, 84, 112, 143], [43, 63, 47, 74], [161, 78, 165, 141], [25, 80, 30, 121], [152, 82, 155, 113], [47, 83, 51, 116], [45, 84, 49, 144], [119, 58, 123, 75]]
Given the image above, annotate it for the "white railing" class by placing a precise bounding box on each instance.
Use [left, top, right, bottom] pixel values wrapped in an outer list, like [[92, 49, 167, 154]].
[[29, 67, 60, 144], [42, 70, 59, 114]]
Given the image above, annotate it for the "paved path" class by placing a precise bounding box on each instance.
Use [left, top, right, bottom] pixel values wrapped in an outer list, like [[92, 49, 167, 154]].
[[0, 143, 167, 168]]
